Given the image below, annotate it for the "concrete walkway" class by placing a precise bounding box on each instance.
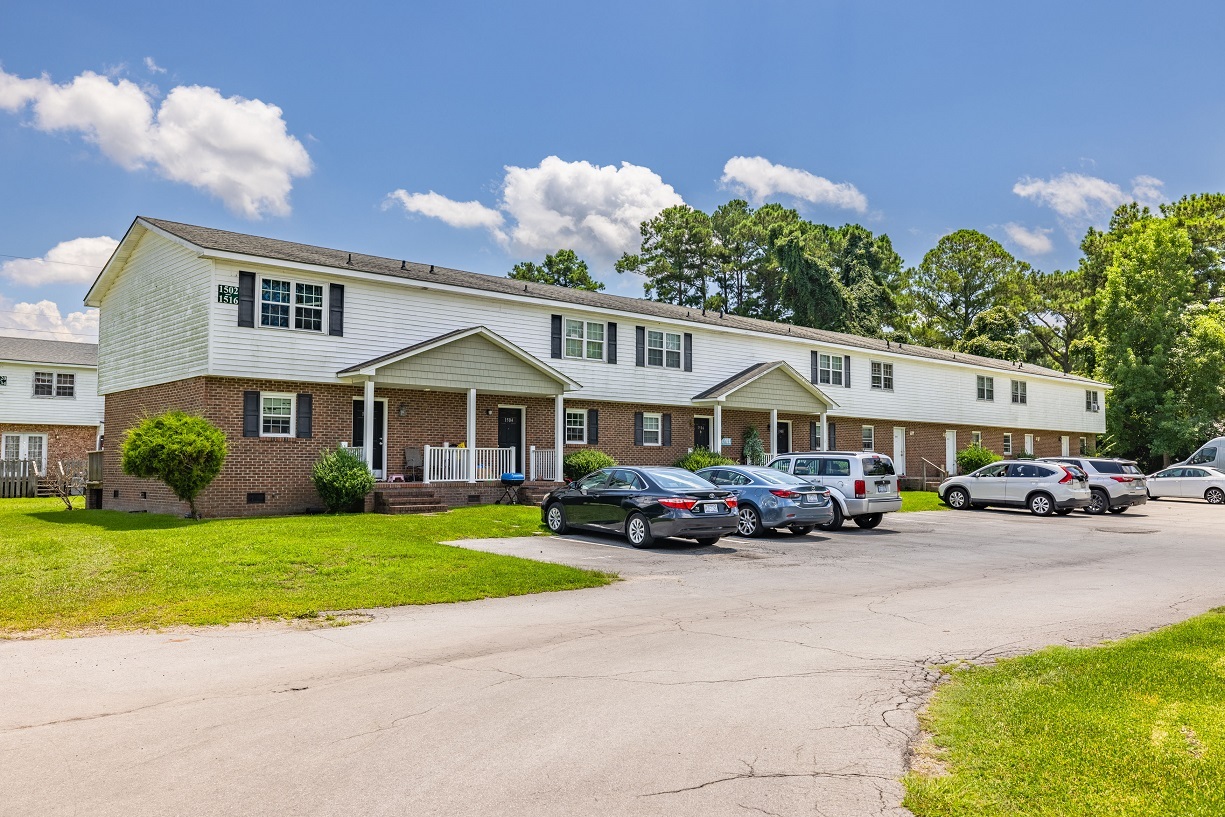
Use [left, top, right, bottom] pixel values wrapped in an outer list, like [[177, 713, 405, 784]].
[[3, 500, 1223, 816]]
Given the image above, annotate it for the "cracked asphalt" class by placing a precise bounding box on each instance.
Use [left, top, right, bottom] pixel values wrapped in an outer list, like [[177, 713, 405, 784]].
[[3, 499, 1224, 816]]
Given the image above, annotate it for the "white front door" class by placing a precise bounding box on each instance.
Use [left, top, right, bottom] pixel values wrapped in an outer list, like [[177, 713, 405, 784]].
[[893, 427, 907, 475], [1024, 433, 1035, 456], [945, 430, 957, 474], [2, 433, 47, 472], [1060, 435, 1070, 457]]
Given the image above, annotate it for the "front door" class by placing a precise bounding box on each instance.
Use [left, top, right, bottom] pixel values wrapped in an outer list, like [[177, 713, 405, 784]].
[[352, 401, 385, 477], [498, 408, 523, 473], [2, 433, 47, 473], [945, 430, 957, 474], [893, 427, 907, 476], [776, 421, 791, 455], [694, 417, 711, 450]]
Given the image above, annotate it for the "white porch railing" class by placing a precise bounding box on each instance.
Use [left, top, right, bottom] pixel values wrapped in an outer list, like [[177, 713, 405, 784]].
[[529, 446, 559, 482], [423, 445, 517, 483]]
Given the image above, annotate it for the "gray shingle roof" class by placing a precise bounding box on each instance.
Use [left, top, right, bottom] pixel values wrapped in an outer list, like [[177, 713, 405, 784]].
[[0, 336, 97, 366], [140, 217, 1105, 386], [692, 362, 783, 400]]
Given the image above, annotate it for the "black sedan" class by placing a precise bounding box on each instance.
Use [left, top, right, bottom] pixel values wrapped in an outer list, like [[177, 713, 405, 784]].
[[541, 466, 739, 548]]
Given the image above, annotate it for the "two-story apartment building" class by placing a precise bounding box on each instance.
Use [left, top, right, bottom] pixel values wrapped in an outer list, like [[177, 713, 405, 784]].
[[85, 217, 1108, 517], [0, 337, 103, 474]]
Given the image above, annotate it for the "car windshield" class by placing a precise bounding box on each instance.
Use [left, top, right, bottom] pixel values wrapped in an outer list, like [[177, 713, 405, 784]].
[[1187, 446, 1217, 465], [862, 456, 895, 476], [649, 469, 717, 490]]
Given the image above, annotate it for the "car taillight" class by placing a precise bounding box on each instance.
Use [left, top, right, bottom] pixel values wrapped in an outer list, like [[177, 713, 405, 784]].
[[658, 497, 696, 510], [854, 479, 866, 498], [1109, 476, 1134, 483], [1058, 467, 1074, 484], [769, 489, 800, 499], [724, 496, 738, 509]]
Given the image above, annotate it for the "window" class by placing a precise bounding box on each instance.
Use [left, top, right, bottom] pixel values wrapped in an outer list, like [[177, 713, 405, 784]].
[[1079, 436, 1088, 455], [32, 371, 53, 397], [642, 413, 662, 445], [861, 425, 874, 452], [646, 330, 681, 368], [55, 373, 75, 398], [980, 463, 1008, 478], [792, 458, 821, 477], [823, 459, 852, 477], [818, 354, 844, 386], [1085, 390, 1100, 412], [576, 470, 611, 491], [294, 283, 323, 331], [260, 394, 294, 437], [32, 371, 74, 398], [260, 279, 291, 327], [2, 433, 46, 469], [870, 361, 893, 390], [261, 278, 323, 332], [1011, 380, 1027, 404], [1003, 433, 1013, 455], [971, 431, 982, 446], [565, 409, 587, 443], [564, 319, 605, 360], [976, 375, 994, 401]]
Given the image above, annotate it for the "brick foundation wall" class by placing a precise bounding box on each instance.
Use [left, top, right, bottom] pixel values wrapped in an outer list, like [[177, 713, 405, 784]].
[[0, 423, 99, 468]]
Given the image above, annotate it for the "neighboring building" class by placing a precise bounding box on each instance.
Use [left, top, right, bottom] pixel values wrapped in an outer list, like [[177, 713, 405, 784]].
[[0, 337, 103, 475], [85, 217, 1108, 517]]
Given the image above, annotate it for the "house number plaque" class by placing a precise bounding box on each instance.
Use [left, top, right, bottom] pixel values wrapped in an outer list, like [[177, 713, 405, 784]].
[[0, 375, 6, 387], [217, 285, 240, 304]]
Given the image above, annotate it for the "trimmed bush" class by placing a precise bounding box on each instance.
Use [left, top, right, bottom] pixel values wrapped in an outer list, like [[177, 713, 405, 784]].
[[674, 447, 736, 472], [563, 449, 616, 482], [742, 426, 767, 466], [957, 443, 1002, 474], [121, 411, 227, 518], [312, 447, 376, 513]]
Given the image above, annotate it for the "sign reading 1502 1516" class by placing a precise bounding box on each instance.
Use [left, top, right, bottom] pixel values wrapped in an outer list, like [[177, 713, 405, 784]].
[[217, 285, 240, 304]]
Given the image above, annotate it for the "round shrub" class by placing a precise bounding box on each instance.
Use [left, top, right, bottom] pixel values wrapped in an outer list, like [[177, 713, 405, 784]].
[[674, 447, 736, 472], [312, 446, 376, 513], [563, 449, 616, 482], [121, 411, 227, 518], [956, 443, 1002, 474]]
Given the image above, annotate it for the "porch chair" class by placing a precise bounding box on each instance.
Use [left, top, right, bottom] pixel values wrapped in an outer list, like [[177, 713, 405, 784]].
[[403, 447, 424, 482]]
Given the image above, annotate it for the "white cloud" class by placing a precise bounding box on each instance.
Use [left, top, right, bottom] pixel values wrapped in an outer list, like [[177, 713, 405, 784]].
[[0, 66, 311, 218], [0, 298, 98, 342], [386, 156, 685, 260], [144, 57, 166, 74], [1, 236, 118, 286], [1002, 223, 1054, 255], [720, 156, 868, 213], [1013, 172, 1165, 226]]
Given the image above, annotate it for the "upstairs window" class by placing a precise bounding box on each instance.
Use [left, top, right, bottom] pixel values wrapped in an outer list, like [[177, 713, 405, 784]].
[[295, 283, 323, 331], [565, 319, 605, 361], [261, 278, 324, 332], [32, 371, 74, 398], [55, 373, 75, 398], [1085, 390, 1100, 412], [32, 371, 53, 397], [646, 330, 681, 368], [818, 353, 844, 386], [1011, 380, 1027, 405], [261, 394, 294, 437], [977, 375, 994, 401], [260, 279, 291, 327], [870, 361, 893, 390]]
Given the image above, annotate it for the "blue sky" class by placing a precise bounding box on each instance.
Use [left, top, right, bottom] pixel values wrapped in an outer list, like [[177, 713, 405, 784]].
[[2, 1, 1223, 341]]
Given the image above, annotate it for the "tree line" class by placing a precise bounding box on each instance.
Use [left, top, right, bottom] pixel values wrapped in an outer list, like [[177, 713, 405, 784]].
[[508, 196, 1225, 467]]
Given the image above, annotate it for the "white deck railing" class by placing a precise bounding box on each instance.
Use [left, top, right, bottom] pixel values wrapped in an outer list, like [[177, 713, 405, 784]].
[[423, 445, 517, 483], [529, 446, 559, 482]]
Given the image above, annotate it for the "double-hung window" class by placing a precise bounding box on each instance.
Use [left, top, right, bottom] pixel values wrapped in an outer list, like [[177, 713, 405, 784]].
[[818, 353, 844, 386], [870, 361, 893, 390], [565, 409, 587, 443], [1003, 433, 1013, 455], [1011, 380, 1027, 405], [261, 278, 324, 332], [861, 425, 874, 452], [295, 283, 323, 331], [32, 371, 53, 397], [32, 371, 73, 398], [646, 330, 681, 369], [260, 279, 291, 327], [1085, 390, 1099, 412], [976, 375, 994, 401], [55, 373, 75, 398], [971, 431, 982, 446], [565, 319, 605, 360], [642, 413, 662, 446], [261, 394, 294, 437]]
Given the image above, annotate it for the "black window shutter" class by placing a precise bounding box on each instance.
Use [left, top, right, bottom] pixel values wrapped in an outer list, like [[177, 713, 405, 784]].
[[683, 333, 693, 372], [634, 412, 644, 446], [844, 355, 852, 388], [828, 422, 837, 449], [606, 322, 617, 364], [296, 393, 313, 439], [328, 283, 344, 337], [243, 391, 260, 437], [238, 271, 255, 328], [587, 409, 599, 444], [550, 315, 562, 359], [662, 413, 672, 446], [810, 421, 818, 450], [811, 351, 819, 384], [635, 326, 646, 367]]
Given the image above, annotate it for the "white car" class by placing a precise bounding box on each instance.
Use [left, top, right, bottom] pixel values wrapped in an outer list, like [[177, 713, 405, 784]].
[[938, 460, 1091, 516], [1146, 466, 1225, 504]]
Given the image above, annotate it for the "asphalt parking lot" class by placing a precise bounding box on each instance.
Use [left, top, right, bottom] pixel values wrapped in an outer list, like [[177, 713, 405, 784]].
[[3, 499, 1224, 817]]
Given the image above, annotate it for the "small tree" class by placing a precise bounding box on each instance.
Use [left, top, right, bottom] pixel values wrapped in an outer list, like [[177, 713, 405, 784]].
[[563, 449, 616, 482], [674, 447, 736, 471], [312, 447, 375, 513], [956, 444, 1002, 474], [742, 426, 766, 465], [121, 412, 227, 518], [50, 459, 87, 510]]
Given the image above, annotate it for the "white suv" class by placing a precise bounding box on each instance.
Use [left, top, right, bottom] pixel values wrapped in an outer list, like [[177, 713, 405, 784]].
[[1040, 457, 1147, 514], [938, 460, 1091, 516], [767, 451, 902, 530]]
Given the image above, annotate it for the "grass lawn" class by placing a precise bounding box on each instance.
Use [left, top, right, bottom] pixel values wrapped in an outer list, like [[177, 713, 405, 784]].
[[901, 491, 948, 512], [0, 498, 612, 635], [905, 609, 1225, 816]]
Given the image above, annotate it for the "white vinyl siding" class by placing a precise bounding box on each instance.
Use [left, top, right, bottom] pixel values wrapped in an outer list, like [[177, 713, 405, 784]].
[[0, 362, 102, 426], [871, 361, 893, 391], [642, 413, 662, 446], [564, 319, 604, 361], [565, 409, 587, 443]]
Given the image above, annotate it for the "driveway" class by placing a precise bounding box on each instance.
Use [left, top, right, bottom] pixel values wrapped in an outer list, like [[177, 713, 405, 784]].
[[3, 501, 1224, 817]]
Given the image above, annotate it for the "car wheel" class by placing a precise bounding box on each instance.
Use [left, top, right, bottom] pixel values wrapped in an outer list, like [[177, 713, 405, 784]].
[[695, 537, 721, 546], [625, 512, 655, 548], [1028, 492, 1055, 516], [544, 503, 568, 534], [788, 525, 816, 535], [1055, 508, 1073, 516], [1085, 489, 1109, 515], [737, 506, 765, 537], [817, 501, 844, 531], [1206, 487, 1225, 505], [1147, 490, 1159, 501], [945, 487, 970, 510], [1108, 506, 1128, 514], [854, 513, 883, 529]]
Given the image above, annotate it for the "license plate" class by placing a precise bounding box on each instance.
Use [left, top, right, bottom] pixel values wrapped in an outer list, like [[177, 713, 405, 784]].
[[876, 484, 889, 493], [805, 493, 820, 502], [697, 502, 722, 514]]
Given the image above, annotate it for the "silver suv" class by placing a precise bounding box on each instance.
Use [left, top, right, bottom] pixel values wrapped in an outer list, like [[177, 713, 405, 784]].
[[766, 451, 901, 530], [938, 460, 1091, 516], [1041, 457, 1147, 514]]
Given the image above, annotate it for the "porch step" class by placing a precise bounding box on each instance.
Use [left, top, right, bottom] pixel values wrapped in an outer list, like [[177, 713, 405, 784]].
[[382, 502, 449, 515]]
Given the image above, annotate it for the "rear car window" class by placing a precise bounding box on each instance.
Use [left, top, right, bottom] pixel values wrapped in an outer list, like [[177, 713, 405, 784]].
[[822, 459, 852, 477], [609, 470, 647, 490], [862, 456, 895, 476], [752, 469, 808, 486], [1088, 460, 1123, 474], [650, 469, 716, 490], [1009, 463, 1053, 478]]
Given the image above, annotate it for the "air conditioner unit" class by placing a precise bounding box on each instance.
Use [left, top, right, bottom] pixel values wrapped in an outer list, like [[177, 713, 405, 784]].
[[1091, 405, 1100, 413]]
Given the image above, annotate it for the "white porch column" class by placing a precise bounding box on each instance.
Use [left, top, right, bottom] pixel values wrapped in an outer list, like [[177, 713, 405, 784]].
[[769, 408, 778, 460], [362, 377, 375, 471], [466, 387, 477, 484], [820, 410, 828, 451], [713, 404, 723, 454], [554, 393, 565, 482]]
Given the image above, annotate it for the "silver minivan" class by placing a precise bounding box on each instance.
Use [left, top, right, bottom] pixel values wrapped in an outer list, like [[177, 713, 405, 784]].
[[767, 451, 902, 530]]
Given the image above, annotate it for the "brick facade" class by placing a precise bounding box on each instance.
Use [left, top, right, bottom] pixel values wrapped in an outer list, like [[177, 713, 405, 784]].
[[0, 422, 100, 469]]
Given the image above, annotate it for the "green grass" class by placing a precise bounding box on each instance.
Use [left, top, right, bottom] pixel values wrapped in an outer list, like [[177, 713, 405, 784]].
[[0, 498, 612, 635], [904, 609, 1225, 817], [901, 491, 948, 512]]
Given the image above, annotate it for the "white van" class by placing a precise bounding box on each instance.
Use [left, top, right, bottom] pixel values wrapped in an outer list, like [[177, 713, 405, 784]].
[[1182, 437, 1225, 471]]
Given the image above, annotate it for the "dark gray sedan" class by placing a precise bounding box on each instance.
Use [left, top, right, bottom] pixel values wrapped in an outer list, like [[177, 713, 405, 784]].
[[696, 465, 834, 536]]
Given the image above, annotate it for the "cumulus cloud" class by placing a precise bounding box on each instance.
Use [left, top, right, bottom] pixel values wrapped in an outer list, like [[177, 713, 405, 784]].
[[1013, 172, 1165, 227], [143, 57, 166, 74], [720, 156, 868, 213], [0, 66, 311, 218], [1002, 223, 1054, 255], [1, 236, 118, 286], [0, 298, 98, 342], [386, 156, 685, 260]]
